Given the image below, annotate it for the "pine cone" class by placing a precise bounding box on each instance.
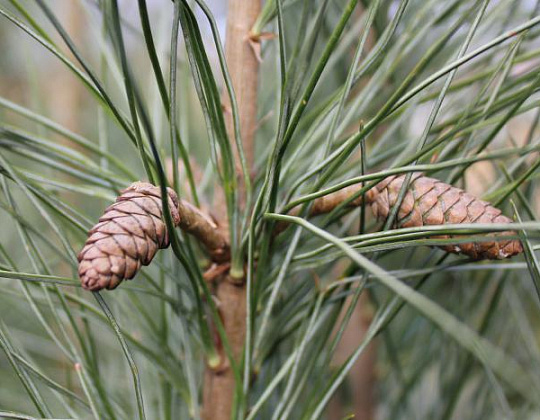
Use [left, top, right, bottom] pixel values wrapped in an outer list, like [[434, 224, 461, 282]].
[[78, 182, 180, 291], [370, 173, 523, 259]]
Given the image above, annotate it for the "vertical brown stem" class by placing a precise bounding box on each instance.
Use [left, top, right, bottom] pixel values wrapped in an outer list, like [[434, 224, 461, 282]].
[[222, 0, 261, 173], [202, 280, 247, 420], [202, 0, 260, 419]]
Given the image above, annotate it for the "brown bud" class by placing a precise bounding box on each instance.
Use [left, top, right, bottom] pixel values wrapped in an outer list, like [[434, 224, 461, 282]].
[[78, 182, 180, 291], [370, 173, 523, 260]]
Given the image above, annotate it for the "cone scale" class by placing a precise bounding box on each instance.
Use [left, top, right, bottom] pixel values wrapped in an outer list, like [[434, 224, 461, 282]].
[[370, 174, 523, 259], [78, 182, 180, 291]]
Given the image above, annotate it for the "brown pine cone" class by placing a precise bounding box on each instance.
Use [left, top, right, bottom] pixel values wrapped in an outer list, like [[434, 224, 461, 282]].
[[370, 173, 523, 259], [78, 182, 180, 291]]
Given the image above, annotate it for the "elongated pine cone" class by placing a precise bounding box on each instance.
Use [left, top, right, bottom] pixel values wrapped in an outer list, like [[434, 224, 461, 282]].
[[78, 182, 180, 291], [369, 173, 523, 259]]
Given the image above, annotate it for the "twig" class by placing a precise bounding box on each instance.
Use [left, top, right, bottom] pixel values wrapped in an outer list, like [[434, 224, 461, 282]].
[[289, 183, 375, 218], [177, 199, 230, 262]]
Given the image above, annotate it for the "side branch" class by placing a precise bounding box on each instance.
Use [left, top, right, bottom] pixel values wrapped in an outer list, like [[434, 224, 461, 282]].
[[288, 184, 375, 218], [177, 199, 230, 262]]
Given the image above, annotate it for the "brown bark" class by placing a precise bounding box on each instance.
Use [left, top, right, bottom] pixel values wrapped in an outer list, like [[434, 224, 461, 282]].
[[288, 184, 376, 219], [202, 0, 261, 419], [177, 199, 230, 263], [222, 0, 261, 173], [202, 279, 247, 419]]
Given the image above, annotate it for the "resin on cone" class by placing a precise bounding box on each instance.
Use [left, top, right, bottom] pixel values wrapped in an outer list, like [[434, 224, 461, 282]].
[[78, 182, 180, 291]]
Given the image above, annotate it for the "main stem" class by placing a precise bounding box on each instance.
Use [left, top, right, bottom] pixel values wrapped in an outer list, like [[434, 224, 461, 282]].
[[202, 0, 260, 419], [223, 0, 260, 173]]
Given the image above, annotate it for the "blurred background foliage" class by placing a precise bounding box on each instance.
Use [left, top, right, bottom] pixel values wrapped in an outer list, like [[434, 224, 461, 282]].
[[0, 0, 540, 419]]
